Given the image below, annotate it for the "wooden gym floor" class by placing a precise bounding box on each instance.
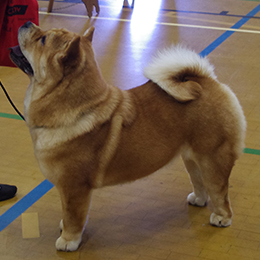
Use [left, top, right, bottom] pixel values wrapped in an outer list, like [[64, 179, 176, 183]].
[[1, 0, 260, 259]]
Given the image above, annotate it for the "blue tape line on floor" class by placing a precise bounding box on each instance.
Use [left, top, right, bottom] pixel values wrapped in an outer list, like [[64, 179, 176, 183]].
[[199, 4, 260, 57], [1, 3, 260, 232], [0, 180, 54, 232]]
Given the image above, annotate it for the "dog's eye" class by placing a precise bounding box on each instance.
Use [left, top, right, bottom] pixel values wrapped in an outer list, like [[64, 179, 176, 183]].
[[41, 36, 46, 45]]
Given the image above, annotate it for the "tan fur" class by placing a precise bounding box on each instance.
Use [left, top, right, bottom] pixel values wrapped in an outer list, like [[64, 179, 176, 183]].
[[15, 23, 246, 251]]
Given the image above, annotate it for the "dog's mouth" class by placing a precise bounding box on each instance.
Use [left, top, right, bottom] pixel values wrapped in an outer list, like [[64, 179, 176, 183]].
[[9, 46, 34, 75]]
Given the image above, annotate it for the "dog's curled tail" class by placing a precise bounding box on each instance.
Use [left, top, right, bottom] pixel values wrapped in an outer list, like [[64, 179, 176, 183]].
[[143, 45, 217, 102]]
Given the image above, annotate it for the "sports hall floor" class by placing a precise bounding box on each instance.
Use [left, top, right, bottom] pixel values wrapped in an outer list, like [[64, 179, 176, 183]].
[[1, 0, 260, 259]]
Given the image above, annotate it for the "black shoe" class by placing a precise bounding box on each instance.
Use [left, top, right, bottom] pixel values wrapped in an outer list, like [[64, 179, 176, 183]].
[[0, 184, 17, 201]]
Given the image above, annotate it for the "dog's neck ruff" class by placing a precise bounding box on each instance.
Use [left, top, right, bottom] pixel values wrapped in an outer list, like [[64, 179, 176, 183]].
[[30, 86, 131, 151]]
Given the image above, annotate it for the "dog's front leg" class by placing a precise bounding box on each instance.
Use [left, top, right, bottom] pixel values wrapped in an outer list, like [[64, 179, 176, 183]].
[[55, 184, 93, 251]]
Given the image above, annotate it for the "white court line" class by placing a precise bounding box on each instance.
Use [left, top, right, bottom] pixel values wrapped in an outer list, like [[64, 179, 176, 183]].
[[39, 11, 260, 34]]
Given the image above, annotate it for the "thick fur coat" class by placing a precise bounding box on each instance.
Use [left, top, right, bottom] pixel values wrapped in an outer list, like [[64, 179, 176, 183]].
[[10, 22, 246, 251]]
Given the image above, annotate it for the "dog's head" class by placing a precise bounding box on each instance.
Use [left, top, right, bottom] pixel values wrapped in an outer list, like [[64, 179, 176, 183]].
[[10, 21, 95, 83], [10, 22, 105, 128]]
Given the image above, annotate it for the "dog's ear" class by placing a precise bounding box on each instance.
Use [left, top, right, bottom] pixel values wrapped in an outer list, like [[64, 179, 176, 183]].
[[61, 36, 81, 65], [83, 27, 95, 42]]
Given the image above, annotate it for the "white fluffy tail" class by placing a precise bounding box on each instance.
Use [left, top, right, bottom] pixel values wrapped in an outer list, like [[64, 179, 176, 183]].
[[143, 46, 217, 102]]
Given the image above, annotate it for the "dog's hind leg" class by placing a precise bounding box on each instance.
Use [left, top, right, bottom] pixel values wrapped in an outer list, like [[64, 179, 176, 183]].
[[55, 185, 93, 251], [193, 150, 234, 227], [182, 153, 208, 207]]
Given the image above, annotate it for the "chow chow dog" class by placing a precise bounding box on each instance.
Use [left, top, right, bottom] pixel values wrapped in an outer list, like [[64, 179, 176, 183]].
[[10, 21, 246, 251]]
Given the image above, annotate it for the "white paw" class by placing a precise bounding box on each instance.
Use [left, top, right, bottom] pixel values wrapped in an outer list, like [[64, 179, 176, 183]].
[[187, 192, 207, 207], [210, 213, 232, 227], [55, 236, 81, 252]]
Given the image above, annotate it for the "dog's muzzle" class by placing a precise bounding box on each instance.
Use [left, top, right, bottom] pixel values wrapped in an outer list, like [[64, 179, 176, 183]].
[[9, 45, 33, 75]]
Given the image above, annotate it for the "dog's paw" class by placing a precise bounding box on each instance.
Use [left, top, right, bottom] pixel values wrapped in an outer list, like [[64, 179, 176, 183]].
[[210, 213, 232, 227], [55, 236, 81, 252], [187, 192, 207, 207]]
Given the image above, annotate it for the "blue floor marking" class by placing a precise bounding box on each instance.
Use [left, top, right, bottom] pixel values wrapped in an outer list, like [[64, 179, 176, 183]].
[[0, 180, 54, 231], [160, 9, 260, 19], [200, 4, 260, 57], [1, 3, 260, 231]]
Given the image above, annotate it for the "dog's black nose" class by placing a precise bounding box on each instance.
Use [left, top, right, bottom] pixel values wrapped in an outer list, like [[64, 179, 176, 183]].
[[22, 21, 33, 29]]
